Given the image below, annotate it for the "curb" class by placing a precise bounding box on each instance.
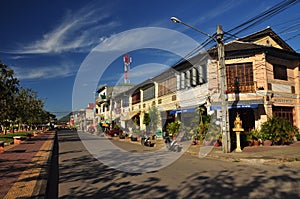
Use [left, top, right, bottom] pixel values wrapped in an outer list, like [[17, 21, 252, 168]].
[[32, 130, 57, 198]]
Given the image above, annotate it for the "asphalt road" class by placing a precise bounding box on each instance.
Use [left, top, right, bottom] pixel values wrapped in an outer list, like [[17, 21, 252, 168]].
[[49, 129, 300, 199]]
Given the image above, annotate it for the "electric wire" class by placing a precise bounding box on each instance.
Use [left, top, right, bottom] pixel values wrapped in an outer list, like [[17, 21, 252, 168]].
[[171, 0, 300, 67]]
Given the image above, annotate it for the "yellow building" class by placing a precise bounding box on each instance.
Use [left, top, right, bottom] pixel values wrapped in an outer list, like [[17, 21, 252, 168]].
[[96, 27, 300, 136], [208, 27, 300, 131]]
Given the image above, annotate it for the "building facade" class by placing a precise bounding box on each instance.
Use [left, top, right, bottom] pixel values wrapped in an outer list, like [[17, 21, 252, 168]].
[[208, 27, 300, 132], [96, 27, 300, 136]]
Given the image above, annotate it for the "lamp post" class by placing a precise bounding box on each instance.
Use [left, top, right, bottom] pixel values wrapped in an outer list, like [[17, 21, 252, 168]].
[[171, 17, 231, 153]]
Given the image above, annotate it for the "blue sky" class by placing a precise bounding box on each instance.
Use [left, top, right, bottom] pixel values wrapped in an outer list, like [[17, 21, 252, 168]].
[[1, 0, 300, 118]]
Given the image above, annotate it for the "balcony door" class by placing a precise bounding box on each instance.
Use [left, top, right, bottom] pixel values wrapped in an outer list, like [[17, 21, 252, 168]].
[[226, 62, 254, 93]]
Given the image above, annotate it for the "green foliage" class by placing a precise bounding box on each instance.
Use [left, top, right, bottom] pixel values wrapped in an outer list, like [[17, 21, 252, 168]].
[[0, 61, 55, 132], [143, 112, 151, 126], [144, 106, 159, 134], [197, 122, 210, 140], [167, 121, 180, 136], [0, 131, 33, 143], [193, 106, 213, 141], [248, 128, 261, 140], [260, 116, 299, 145], [296, 134, 300, 141]]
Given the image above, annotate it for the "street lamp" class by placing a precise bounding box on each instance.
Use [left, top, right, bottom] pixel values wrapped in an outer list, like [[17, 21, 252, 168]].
[[171, 17, 231, 153], [170, 17, 216, 42]]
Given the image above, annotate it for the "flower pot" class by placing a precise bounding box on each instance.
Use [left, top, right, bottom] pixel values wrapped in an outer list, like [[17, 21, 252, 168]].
[[263, 140, 272, 146], [214, 141, 220, 147], [204, 140, 212, 146], [253, 140, 260, 146]]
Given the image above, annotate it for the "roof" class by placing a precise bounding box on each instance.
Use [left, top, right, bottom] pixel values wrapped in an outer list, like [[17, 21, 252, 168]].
[[237, 27, 295, 52], [207, 27, 300, 60]]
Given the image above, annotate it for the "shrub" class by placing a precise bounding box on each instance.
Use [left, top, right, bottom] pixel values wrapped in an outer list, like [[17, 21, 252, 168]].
[[166, 121, 180, 137], [260, 116, 299, 145]]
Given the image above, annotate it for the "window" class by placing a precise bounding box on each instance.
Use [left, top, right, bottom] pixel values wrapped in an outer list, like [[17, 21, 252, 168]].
[[143, 86, 155, 101], [178, 66, 205, 90], [158, 77, 176, 97], [273, 64, 287, 80], [132, 91, 141, 105], [191, 68, 197, 86], [273, 106, 293, 125], [267, 83, 272, 90], [158, 99, 162, 104], [226, 63, 254, 93], [122, 97, 129, 107], [291, 86, 295, 94], [172, 95, 176, 101]]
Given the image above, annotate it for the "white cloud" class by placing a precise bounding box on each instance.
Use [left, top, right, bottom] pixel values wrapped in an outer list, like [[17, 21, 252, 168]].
[[11, 3, 119, 54], [93, 27, 201, 57], [11, 64, 75, 80]]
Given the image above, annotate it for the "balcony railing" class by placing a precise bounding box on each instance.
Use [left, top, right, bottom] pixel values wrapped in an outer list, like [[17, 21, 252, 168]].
[[96, 96, 108, 105], [227, 81, 256, 93]]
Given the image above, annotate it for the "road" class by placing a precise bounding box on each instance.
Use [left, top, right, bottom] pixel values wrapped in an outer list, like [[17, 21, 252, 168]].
[[49, 129, 300, 199]]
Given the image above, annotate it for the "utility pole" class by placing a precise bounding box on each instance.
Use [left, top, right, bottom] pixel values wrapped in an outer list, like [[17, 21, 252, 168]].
[[170, 17, 231, 153], [216, 25, 231, 153]]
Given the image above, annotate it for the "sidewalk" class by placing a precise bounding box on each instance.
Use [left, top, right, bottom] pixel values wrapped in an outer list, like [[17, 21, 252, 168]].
[[186, 141, 300, 166], [0, 130, 56, 199], [109, 134, 300, 166]]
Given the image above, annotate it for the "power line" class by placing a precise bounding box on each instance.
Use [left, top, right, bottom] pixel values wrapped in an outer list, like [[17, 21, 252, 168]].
[[171, 0, 300, 69], [227, 0, 300, 37]]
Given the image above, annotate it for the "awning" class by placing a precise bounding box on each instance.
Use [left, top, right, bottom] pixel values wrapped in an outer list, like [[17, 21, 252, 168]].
[[210, 104, 259, 110], [170, 108, 195, 114], [102, 123, 109, 127], [210, 99, 263, 110]]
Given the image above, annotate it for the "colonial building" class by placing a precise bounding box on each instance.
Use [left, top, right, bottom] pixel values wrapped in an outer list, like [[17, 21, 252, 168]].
[[208, 27, 300, 132], [96, 27, 300, 136], [96, 85, 134, 129]]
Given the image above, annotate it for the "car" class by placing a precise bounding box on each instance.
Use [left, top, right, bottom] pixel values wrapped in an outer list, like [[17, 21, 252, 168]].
[[106, 129, 123, 137]]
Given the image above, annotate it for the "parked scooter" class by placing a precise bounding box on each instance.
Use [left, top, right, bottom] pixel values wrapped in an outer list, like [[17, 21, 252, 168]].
[[141, 135, 155, 147], [164, 134, 183, 152]]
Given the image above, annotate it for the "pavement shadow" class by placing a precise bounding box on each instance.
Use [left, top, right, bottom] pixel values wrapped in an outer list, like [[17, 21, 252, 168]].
[[176, 164, 300, 199], [54, 130, 300, 199]]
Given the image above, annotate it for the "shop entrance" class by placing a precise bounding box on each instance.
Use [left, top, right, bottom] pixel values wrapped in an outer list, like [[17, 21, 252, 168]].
[[229, 108, 255, 149]]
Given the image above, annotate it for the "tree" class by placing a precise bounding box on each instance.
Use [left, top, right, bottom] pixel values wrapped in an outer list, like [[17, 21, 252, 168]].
[[148, 105, 159, 134], [0, 61, 19, 133], [143, 112, 151, 135], [0, 61, 55, 133]]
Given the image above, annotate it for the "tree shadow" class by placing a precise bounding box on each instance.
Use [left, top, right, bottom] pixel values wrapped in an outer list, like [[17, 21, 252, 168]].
[[47, 130, 300, 199]]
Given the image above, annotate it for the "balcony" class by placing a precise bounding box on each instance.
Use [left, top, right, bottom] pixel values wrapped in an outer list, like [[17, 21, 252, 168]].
[[96, 95, 108, 106], [227, 81, 256, 93]]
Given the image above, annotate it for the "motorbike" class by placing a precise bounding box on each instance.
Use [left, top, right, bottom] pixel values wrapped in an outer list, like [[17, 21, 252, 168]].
[[141, 135, 155, 147], [164, 135, 183, 152]]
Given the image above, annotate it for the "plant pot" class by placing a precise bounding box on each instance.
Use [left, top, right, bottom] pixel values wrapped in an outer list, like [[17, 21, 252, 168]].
[[248, 140, 253, 146], [203, 140, 212, 146], [214, 141, 220, 147], [263, 140, 272, 146], [253, 140, 260, 146]]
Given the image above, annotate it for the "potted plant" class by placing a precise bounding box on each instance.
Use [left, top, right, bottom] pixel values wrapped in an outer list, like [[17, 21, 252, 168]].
[[166, 121, 180, 140], [263, 139, 273, 146], [248, 128, 261, 146], [260, 116, 299, 145]]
